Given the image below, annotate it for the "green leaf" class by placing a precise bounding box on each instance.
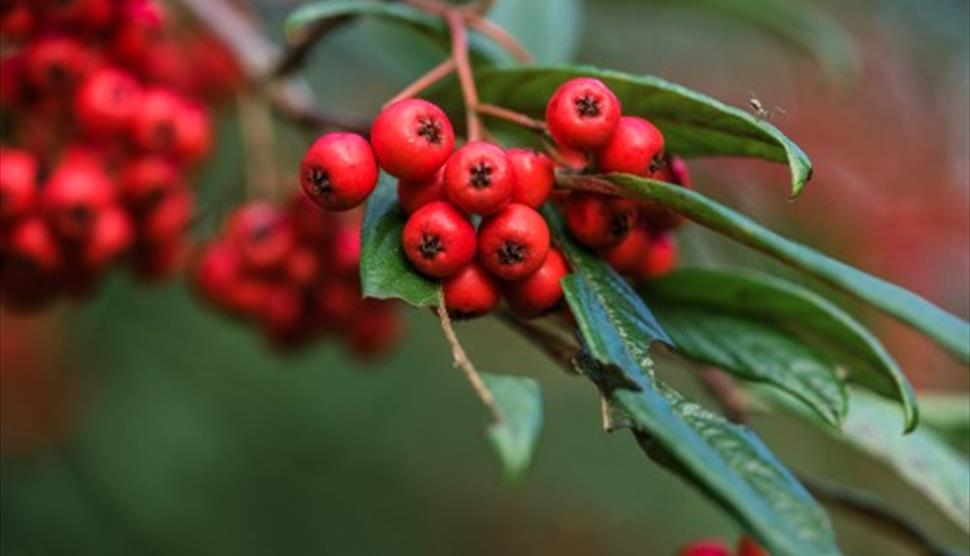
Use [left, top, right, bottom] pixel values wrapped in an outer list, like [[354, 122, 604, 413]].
[[655, 0, 859, 82], [359, 175, 438, 307], [771, 387, 970, 533], [919, 393, 970, 454], [431, 65, 812, 196], [643, 268, 918, 432], [569, 173, 970, 364], [284, 1, 446, 47], [650, 304, 847, 429], [481, 373, 543, 480], [547, 210, 840, 556]]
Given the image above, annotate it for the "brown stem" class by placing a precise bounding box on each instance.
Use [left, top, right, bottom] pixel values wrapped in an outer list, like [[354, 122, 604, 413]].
[[496, 310, 580, 373], [447, 11, 482, 141], [236, 93, 280, 200], [697, 368, 750, 425], [435, 292, 500, 421], [384, 59, 457, 108], [467, 15, 533, 62], [477, 103, 547, 133]]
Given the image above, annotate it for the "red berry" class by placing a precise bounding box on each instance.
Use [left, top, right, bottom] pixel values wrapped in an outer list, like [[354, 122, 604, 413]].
[[43, 0, 115, 29], [444, 141, 513, 215], [371, 99, 454, 181], [0, 5, 35, 41], [737, 536, 770, 556], [82, 205, 134, 270], [289, 195, 336, 245], [74, 67, 142, 136], [111, 0, 166, 67], [506, 148, 554, 209], [226, 203, 295, 272], [261, 285, 306, 345], [0, 148, 38, 224], [600, 226, 650, 275], [597, 116, 665, 176], [141, 187, 192, 244], [401, 201, 475, 278], [130, 88, 181, 152], [285, 246, 319, 287], [330, 221, 362, 277], [545, 77, 621, 151], [192, 241, 239, 305], [119, 155, 180, 210], [23, 34, 94, 92], [397, 167, 445, 214], [344, 299, 400, 359], [315, 278, 360, 326], [5, 216, 61, 273], [477, 203, 550, 281], [677, 540, 732, 556], [42, 159, 114, 242], [635, 232, 677, 280], [173, 100, 211, 164], [504, 247, 569, 318], [300, 132, 378, 211], [443, 262, 500, 318], [563, 192, 635, 249]]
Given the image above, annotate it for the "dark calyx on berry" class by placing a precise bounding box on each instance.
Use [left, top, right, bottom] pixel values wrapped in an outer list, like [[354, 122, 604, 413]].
[[306, 166, 332, 198], [610, 213, 630, 238], [417, 118, 443, 144], [497, 241, 526, 264], [575, 94, 600, 117], [419, 233, 443, 259], [469, 161, 493, 189]]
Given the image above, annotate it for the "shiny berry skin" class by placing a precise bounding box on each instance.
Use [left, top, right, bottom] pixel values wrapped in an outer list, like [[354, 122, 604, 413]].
[[300, 132, 378, 211], [402, 201, 476, 278], [477, 203, 550, 281], [737, 536, 770, 556], [444, 141, 513, 215], [677, 540, 732, 556], [443, 262, 500, 318], [0, 148, 38, 224], [545, 78, 621, 151], [563, 192, 636, 249], [130, 88, 181, 152], [74, 67, 142, 136], [397, 167, 445, 214], [371, 99, 454, 181], [600, 226, 650, 275], [226, 203, 295, 272], [506, 148, 554, 209], [597, 116, 665, 176], [42, 160, 114, 241], [82, 206, 134, 270], [635, 232, 677, 280], [504, 247, 569, 318]]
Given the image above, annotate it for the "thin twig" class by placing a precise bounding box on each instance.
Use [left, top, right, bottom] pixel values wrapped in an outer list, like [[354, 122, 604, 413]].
[[799, 475, 964, 556], [467, 15, 533, 62], [402, 0, 452, 17], [384, 59, 457, 108], [447, 10, 482, 141], [495, 310, 580, 373], [477, 103, 547, 133], [697, 368, 750, 424], [435, 291, 500, 421]]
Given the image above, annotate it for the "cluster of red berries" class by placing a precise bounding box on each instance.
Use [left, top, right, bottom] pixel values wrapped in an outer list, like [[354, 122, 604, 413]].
[[679, 536, 768, 556], [297, 77, 689, 319], [548, 77, 689, 281], [191, 197, 400, 355], [0, 0, 241, 312]]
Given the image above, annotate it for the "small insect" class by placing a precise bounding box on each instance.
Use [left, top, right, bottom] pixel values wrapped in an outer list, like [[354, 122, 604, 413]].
[[747, 93, 788, 122]]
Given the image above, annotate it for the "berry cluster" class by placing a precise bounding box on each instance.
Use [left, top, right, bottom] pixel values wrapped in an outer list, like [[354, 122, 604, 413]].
[[297, 77, 690, 319], [192, 197, 400, 355], [0, 0, 240, 312], [679, 536, 768, 556]]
